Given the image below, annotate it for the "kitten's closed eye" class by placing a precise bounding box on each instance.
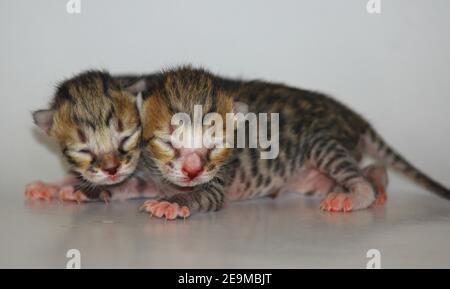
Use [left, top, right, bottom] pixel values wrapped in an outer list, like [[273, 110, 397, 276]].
[[119, 136, 131, 155], [78, 148, 92, 155], [154, 138, 175, 153], [119, 128, 141, 154], [208, 146, 226, 160], [64, 148, 95, 165], [77, 148, 97, 163], [163, 139, 175, 150]]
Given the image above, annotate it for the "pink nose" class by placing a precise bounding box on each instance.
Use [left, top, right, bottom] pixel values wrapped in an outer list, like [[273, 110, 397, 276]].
[[102, 164, 120, 176], [182, 153, 203, 180], [100, 152, 121, 176]]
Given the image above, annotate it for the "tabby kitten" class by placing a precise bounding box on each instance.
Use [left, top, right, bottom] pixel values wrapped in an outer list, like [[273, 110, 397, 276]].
[[25, 70, 154, 202], [136, 66, 449, 219]]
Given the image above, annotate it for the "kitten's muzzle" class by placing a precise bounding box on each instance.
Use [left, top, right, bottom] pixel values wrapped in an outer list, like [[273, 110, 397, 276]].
[[181, 153, 204, 180], [99, 152, 121, 176]]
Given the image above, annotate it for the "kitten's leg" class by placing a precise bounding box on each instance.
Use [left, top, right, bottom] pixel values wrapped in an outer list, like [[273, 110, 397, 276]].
[[307, 136, 376, 212], [324, 163, 388, 208], [25, 175, 89, 203], [363, 163, 388, 206], [290, 169, 335, 198], [25, 181, 60, 201], [59, 184, 91, 203], [140, 179, 224, 220], [25, 172, 160, 203]]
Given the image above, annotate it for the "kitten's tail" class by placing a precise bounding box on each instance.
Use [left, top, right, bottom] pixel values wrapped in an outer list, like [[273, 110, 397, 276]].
[[363, 127, 450, 199]]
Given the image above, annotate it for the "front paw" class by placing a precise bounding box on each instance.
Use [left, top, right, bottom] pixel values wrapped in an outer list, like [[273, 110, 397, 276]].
[[25, 181, 59, 201], [58, 186, 89, 203], [140, 200, 190, 220]]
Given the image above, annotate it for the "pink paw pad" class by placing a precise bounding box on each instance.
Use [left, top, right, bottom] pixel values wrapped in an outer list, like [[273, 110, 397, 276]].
[[320, 192, 354, 212], [25, 181, 59, 201], [140, 200, 190, 220], [58, 186, 89, 203]]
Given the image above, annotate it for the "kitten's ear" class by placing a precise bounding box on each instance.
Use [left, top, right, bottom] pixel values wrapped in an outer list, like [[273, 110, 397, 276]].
[[233, 101, 249, 114], [32, 109, 55, 135], [124, 79, 147, 95]]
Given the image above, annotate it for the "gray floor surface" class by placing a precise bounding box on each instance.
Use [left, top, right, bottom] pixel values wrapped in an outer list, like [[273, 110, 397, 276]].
[[1, 182, 450, 268]]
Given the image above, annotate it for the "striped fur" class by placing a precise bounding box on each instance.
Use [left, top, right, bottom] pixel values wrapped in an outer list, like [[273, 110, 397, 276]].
[[27, 70, 144, 201], [28, 67, 448, 216], [364, 128, 450, 199], [138, 67, 233, 217], [135, 66, 449, 216]]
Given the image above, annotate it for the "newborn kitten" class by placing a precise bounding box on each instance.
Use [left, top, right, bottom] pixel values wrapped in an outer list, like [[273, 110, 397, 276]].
[[25, 70, 157, 202], [136, 67, 240, 219], [137, 66, 449, 219]]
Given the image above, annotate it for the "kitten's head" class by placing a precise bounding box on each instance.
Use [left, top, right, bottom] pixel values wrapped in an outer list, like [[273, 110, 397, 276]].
[[33, 70, 142, 186], [141, 67, 247, 187]]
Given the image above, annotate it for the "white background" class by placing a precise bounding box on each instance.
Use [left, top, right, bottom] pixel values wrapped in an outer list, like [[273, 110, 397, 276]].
[[1, 0, 449, 197]]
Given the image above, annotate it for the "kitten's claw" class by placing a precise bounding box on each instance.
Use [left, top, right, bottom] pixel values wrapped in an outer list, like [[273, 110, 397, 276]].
[[321, 181, 377, 212], [25, 181, 58, 201], [140, 200, 190, 220], [373, 189, 387, 206], [99, 191, 110, 205], [58, 186, 89, 203], [320, 192, 353, 212]]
